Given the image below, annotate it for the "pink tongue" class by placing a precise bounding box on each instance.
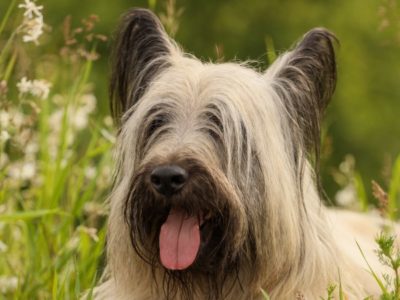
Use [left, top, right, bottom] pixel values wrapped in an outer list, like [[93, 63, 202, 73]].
[[159, 208, 200, 270]]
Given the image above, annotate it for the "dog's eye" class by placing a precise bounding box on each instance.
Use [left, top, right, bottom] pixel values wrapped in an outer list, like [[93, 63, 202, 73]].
[[209, 114, 223, 133], [147, 114, 167, 137], [204, 111, 224, 142]]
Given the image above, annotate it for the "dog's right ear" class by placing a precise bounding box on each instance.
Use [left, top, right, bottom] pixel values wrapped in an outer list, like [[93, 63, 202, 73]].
[[264, 29, 337, 165], [110, 8, 176, 124]]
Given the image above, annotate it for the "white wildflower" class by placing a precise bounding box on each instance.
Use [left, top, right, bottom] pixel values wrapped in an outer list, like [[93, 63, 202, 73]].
[[16, 77, 31, 95], [17, 77, 51, 100], [70, 95, 98, 130], [0, 276, 18, 293], [25, 141, 39, 160], [18, 0, 44, 45], [0, 241, 8, 253], [13, 128, 31, 148], [85, 166, 97, 180], [10, 110, 25, 128], [31, 79, 51, 99], [84, 201, 107, 218], [48, 109, 63, 132], [335, 184, 357, 207], [21, 161, 36, 180], [9, 161, 36, 180], [0, 130, 10, 143], [339, 154, 355, 175], [18, 0, 43, 18], [0, 111, 10, 128], [72, 108, 89, 130], [25, 142, 39, 156], [21, 16, 44, 44], [81, 94, 97, 113], [103, 115, 113, 127], [100, 128, 116, 143], [79, 226, 99, 242]]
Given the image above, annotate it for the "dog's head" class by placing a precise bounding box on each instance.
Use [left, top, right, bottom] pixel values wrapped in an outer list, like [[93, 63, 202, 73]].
[[109, 8, 337, 298]]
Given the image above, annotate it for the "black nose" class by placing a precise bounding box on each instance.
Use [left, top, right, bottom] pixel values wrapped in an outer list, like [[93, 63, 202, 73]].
[[150, 165, 188, 196]]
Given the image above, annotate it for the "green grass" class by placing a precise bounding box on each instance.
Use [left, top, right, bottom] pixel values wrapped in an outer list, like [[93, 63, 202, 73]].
[[0, 1, 111, 298]]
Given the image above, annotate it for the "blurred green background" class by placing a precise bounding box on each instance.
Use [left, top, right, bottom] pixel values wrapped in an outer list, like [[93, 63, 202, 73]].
[[2, 0, 400, 201]]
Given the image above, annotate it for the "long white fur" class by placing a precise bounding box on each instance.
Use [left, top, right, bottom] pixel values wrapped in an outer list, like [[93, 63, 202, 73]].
[[94, 10, 394, 299]]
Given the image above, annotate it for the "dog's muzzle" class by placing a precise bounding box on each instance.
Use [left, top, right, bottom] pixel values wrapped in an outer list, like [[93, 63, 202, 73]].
[[148, 164, 201, 271]]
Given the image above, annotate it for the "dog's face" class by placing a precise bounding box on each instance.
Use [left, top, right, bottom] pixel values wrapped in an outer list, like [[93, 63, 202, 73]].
[[109, 8, 336, 297]]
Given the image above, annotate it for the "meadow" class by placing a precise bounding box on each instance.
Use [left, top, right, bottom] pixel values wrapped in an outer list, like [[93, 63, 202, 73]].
[[0, 0, 400, 299], [1, 0, 111, 297]]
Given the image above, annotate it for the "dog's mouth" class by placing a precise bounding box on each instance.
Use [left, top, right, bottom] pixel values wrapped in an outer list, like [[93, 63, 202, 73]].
[[158, 207, 211, 271], [125, 158, 244, 281]]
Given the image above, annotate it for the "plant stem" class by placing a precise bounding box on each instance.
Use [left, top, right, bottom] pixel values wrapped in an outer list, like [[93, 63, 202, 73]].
[[0, 0, 18, 37], [0, 31, 16, 70], [393, 263, 399, 297], [3, 50, 17, 81]]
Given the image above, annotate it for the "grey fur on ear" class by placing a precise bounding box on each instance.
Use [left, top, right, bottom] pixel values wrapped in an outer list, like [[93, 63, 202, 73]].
[[110, 8, 175, 124], [267, 28, 337, 167]]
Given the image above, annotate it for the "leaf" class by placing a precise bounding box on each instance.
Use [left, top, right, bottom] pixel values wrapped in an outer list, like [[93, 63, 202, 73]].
[[354, 172, 368, 211], [261, 289, 270, 300], [356, 241, 388, 294], [0, 209, 70, 222], [389, 154, 400, 219], [338, 270, 344, 300], [148, 0, 157, 10], [265, 36, 277, 66]]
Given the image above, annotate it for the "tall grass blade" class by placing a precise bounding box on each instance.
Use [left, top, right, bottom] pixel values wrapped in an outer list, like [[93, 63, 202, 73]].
[[0, 209, 69, 222], [389, 154, 400, 219], [356, 241, 388, 294], [0, 0, 17, 37]]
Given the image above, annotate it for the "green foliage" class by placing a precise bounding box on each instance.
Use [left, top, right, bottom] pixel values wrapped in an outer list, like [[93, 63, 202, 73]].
[[354, 171, 369, 211], [261, 289, 270, 300], [375, 233, 400, 298], [356, 232, 400, 300], [357, 241, 389, 296], [264, 36, 276, 66], [320, 284, 337, 300], [321, 276, 347, 300], [389, 155, 400, 219], [0, 1, 111, 297]]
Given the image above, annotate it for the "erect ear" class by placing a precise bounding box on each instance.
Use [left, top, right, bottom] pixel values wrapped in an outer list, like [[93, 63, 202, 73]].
[[265, 28, 337, 162], [110, 8, 177, 124]]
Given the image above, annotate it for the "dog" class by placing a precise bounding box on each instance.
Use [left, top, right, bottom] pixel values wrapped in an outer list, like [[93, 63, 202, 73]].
[[93, 8, 392, 299]]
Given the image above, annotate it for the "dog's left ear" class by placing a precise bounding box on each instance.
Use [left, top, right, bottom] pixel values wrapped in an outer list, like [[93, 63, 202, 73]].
[[265, 28, 337, 159], [110, 8, 178, 124]]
